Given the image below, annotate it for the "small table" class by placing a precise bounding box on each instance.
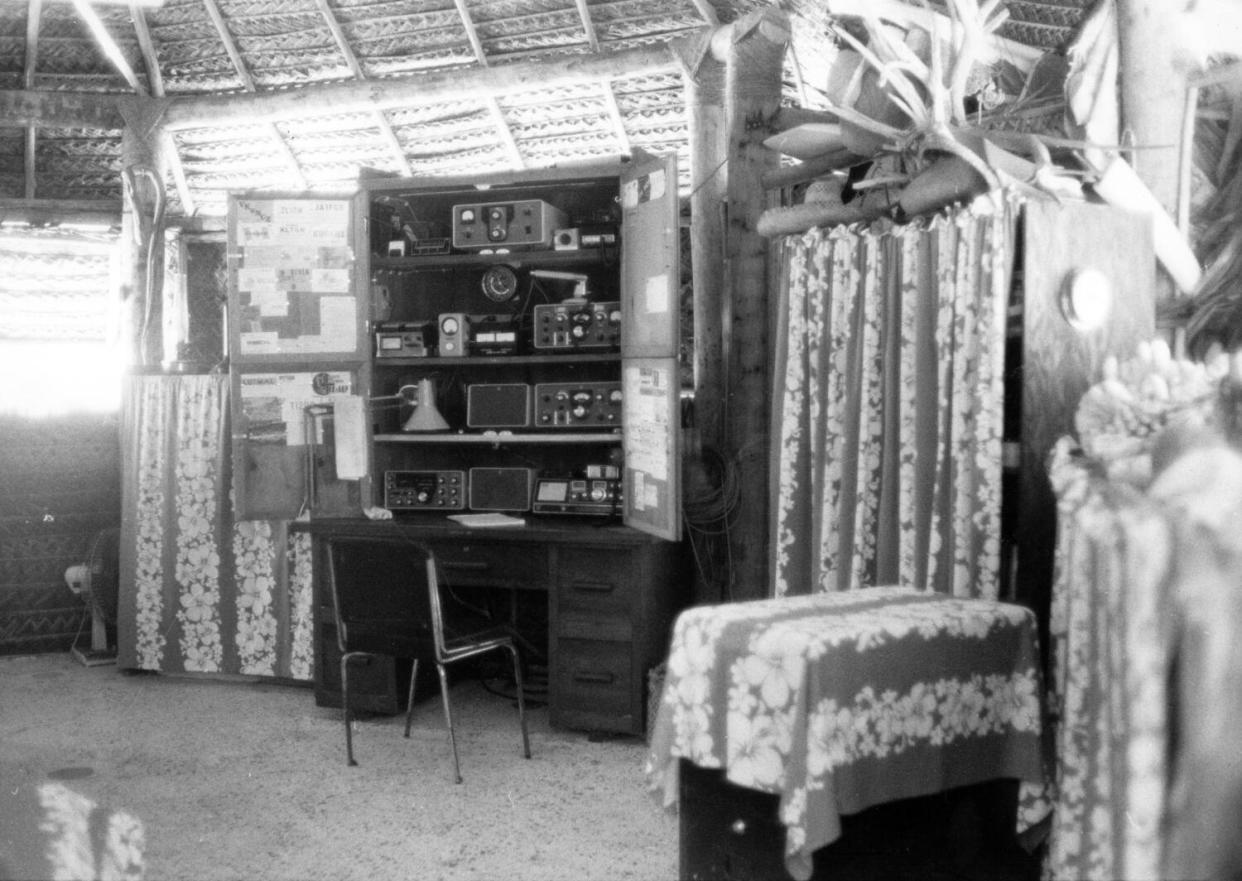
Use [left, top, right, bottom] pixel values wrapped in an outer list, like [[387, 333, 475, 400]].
[[645, 587, 1047, 880]]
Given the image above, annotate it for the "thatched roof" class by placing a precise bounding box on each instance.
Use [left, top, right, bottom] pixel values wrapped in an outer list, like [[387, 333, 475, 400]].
[[0, 0, 1094, 222]]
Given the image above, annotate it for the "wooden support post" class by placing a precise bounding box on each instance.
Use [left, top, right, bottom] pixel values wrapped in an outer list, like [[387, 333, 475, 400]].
[[676, 32, 729, 603], [119, 101, 167, 369], [680, 37, 728, 456], [1116, 0, 1191, 305], [720, 8, 788, 601]]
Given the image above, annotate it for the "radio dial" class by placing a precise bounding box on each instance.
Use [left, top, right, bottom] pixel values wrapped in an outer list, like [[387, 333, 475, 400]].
[[590, 484, 607, 502], [571, 404, 589, 419]]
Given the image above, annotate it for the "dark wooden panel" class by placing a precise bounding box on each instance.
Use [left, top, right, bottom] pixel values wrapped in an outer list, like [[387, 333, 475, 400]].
[[1018, 200, 1155, 649], [679, 761, 1037, 881]]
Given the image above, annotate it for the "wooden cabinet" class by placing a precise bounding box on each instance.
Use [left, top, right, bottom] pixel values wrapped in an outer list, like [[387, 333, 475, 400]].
[[231, 158, 687, 732], [359, 154, 682, 539], [550, 539, 684, 733], [301, 518, 688, 736]]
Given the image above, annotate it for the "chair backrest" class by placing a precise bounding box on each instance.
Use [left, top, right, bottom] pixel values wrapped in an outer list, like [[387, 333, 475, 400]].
[[326, 536, 442, 656]]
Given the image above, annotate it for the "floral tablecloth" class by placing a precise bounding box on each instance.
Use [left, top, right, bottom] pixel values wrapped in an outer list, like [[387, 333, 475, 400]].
[[644, 586, 1046, 881]]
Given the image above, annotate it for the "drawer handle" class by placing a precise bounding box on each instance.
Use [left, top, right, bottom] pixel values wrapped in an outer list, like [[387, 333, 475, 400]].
[[572, 671, 616, 685], [570, 581, 615, 594], [442, 560, 490, 572], [730, 819, 747, 836]]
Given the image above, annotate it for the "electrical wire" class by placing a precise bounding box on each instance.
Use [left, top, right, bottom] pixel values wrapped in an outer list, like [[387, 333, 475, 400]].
[[682, 444, 743, 601]]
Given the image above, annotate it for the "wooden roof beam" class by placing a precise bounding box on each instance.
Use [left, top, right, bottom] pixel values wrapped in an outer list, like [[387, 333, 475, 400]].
[[200, 0, 304, 189], [128, 5, 195, 215], [486, 97, 524, 168], [70, 0, 147, 94], [451, 0, 527, 170], [452, 0, 488, 64], [312, 0, 413, 177], [573, 0, 600, 51], [24, 0, 42, 199], [129, 3, 163, 96], [599, 78, 631, 157], [200, 0, 254, 91], [159, 41, 686, 130], [689, 0, 719, 26], [0, 88, 128, 129], [0, 198, 122, 228], [24, 0, 41, 88]]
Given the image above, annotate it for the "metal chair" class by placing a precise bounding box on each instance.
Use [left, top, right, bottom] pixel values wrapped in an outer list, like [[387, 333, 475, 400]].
[[327, 536, 531, 782]]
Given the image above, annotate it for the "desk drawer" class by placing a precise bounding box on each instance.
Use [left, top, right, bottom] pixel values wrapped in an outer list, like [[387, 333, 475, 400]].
[[557, 548, 636, 621], [555, 638, 632, 721], [429, 541, 547, 589]]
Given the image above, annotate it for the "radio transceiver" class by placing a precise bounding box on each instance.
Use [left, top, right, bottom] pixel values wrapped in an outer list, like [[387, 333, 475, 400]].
[[534, 382, 622, 428], [533, 301, 621, 350], [385, 470, 466, 510], [532, 476, 622, 516], [452, 200, 567, 250]]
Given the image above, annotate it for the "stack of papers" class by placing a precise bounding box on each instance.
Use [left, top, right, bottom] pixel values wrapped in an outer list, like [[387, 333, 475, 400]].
[[447, 512, 526, 528]]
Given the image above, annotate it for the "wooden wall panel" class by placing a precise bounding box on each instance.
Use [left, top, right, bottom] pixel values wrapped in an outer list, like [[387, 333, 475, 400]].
[[1017, 200, 1156, 645]]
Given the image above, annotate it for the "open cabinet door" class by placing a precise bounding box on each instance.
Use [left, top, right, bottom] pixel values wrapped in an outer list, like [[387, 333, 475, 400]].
[[226, 192, 370, 519], [620, 151, 679, 359], [623, 358, 681, 540], [619, 151, 681, 540]]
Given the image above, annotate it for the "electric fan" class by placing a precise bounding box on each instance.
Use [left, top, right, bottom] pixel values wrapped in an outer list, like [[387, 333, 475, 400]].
[[64, 527, 121, 667]]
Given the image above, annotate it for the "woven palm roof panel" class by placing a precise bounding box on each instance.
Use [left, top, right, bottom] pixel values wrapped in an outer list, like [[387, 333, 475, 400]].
[[0, 0, 1094, 215]]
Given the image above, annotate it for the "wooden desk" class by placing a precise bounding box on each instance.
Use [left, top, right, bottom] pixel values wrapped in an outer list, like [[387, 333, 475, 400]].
[[293, 516, 687, 735]]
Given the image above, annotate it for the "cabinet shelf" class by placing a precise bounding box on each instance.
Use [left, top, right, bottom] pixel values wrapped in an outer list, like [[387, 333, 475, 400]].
[[374, 432, 622, 445], [372, 247, 618, 272], [373, 353, 620, 368]]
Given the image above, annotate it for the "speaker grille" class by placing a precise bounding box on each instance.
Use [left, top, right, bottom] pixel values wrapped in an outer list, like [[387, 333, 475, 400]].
[[468, 468, 532, 512]]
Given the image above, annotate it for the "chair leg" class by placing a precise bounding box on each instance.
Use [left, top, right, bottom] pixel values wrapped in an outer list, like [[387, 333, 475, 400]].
[[341, 652, 361, 767], [404, 658, 419, 738], [436, 663, 462, 784], [508, 643, 532, 760]]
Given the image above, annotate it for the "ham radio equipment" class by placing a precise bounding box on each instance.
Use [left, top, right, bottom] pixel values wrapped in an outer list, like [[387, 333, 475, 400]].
[[534, 382, 622, 428], [452, 200, 567, 250], [375, 321, 434, 358], [533, 301, 621, 350], [532, 477, 622, 516], [384, 470, 466, 510]]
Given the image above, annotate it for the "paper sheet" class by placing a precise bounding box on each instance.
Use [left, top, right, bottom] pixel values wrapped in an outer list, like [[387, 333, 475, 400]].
[[332, 394, 368, 480]]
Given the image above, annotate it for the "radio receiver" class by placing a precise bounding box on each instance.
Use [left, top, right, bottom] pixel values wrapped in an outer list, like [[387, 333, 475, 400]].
[[534, 382, 622, 428], [385, 470, 466, 510], [533, 301, 621, 350], [452, 200, 567, 250], [532, 477, 622, 516]]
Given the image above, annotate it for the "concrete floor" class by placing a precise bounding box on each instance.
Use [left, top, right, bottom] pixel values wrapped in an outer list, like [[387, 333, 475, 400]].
[[0, 653, 678, 881]]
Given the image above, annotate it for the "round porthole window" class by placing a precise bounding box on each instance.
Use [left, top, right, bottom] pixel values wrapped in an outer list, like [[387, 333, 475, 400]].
[[1059, 267, 1113, 332]]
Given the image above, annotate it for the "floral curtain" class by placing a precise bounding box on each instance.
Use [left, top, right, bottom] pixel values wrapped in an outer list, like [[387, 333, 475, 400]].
[[117, 374, 314, 679], [771, 199, 1016, 598]]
